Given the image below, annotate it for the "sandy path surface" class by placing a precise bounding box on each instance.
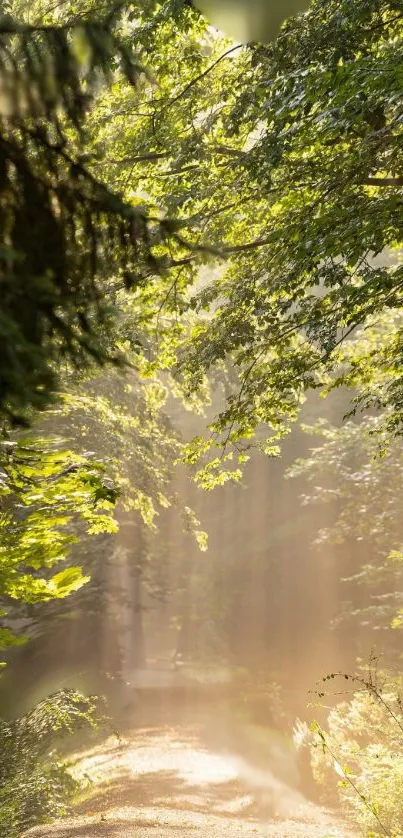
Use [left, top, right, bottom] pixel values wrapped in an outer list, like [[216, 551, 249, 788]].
[[24, 726, 358, 838]]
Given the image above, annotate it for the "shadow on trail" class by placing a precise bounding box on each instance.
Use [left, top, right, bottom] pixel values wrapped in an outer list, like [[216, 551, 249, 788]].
[[72, 725, 306, 825], [30, 822, 197, 838], [76, 768, 262, 819], [23, 725, 357, 838]]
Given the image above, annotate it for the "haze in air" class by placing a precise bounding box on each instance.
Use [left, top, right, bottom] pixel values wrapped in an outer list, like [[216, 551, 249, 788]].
[[0, 2, 402, 838]]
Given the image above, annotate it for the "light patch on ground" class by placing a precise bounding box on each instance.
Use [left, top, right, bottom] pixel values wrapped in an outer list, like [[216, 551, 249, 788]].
[[24, 726, 358, 838]]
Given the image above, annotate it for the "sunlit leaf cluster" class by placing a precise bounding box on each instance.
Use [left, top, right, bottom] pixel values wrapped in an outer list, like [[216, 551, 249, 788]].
[[0, 434, 118, 648]]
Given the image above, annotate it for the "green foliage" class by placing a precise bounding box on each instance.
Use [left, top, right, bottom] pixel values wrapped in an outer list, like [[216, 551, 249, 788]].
[[0, 368, 208, 695], [301, 669, 403, 838], [81, 0, 403, 481], [0, 0, 205, 425], [56, 375, 180, 525], [0, 688, 102, 838], [3, 0, 403, 471], [286, 408, 403, 635], [0, 433, 118, 649]]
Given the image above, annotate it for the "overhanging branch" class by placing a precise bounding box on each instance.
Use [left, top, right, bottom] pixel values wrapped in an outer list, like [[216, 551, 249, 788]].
[[363, 177, 403, 187]]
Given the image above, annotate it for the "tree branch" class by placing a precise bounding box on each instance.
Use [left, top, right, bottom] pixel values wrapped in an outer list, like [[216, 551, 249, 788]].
[[363, 177, 403, 187], [113, 151, 170, 164], [113, 146, 243, 167], [161, 44, 244, 112], [223, 236, 272, 254]]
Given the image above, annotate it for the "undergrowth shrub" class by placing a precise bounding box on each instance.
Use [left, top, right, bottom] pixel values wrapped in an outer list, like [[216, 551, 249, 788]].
[[294, 670, 403, 838], [0, 688, 103, 838]]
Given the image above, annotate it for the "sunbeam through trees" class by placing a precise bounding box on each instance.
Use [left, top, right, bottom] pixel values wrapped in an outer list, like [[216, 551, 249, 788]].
[[0, 2, 403, 837]]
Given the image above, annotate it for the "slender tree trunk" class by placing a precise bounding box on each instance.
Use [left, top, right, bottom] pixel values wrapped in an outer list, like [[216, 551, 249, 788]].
[[116, 515, 147, 675], [131, 557, 146, 668]]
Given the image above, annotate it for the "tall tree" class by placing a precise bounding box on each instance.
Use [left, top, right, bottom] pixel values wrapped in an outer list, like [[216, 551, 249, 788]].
[[0, 0, 205, 424]]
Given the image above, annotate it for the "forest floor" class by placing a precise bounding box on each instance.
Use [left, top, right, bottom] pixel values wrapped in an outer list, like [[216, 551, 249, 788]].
[[24, 722, 359, 838]]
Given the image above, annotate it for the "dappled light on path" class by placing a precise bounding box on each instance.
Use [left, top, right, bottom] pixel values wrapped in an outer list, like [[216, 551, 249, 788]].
[[24, 726, 357, 838]]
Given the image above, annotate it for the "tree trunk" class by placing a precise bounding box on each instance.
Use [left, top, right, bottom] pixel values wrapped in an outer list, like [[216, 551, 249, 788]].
[[119, 517, 147, 671], [130, 560, 146, 668]]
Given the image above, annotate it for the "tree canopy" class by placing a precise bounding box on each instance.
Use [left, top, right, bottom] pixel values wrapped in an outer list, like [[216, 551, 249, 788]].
[[80, 0, 403, 481], [0, 0, 204, 424], [1, 0, 403, 657], [3, 0, 403, 459]]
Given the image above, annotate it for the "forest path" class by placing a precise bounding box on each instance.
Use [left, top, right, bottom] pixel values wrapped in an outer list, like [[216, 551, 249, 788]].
[[25, 725, 358, 838]]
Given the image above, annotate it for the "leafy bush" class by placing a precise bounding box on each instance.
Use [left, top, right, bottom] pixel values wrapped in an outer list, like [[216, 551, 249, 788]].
[[0, 688, 103, 838], [294, 671, 403, 838]]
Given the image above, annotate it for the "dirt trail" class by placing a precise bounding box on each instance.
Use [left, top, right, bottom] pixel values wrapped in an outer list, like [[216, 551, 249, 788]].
[[24, 726, 358, 838]]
